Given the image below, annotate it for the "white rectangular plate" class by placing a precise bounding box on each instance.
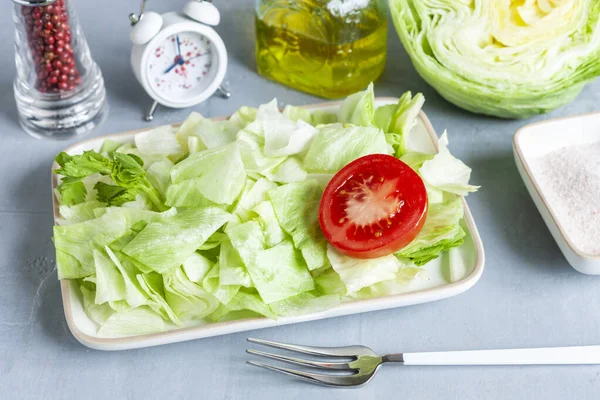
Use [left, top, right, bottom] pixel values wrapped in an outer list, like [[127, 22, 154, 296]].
[[513, 111, 600, 275], [52, 98, 485, 350]]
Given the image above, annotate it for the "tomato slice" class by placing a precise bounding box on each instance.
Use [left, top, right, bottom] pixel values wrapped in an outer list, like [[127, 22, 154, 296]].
[[319, 154, 428, 259]]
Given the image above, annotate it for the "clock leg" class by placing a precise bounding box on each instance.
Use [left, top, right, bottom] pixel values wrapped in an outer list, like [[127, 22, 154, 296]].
[[145, 101, 160, 121], [217, 85, 232, 99]]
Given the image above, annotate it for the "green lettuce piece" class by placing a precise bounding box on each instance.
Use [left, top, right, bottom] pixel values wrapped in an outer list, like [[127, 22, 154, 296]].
[[282, 105, 313, 124], [303, 124, 390, 173], [94, 182, 138, 207], [165, 178, 219, 208], [240, 240, 314, 304], [137, 272, 181, 325], [268, 180, 327, 270], [227, 106, 258, 132], [314, 268, 346, 296], [209, 289, 277, 321], [252, 201, 285, 247], [54, 207, 169, 279], [97, 306, 165, 338], [170, 142, 247, 205], [202, 263, 240, 304], [105, 246, 149, 308], [237, 123, 287, 176], [396, 197, 466, 266], [226, 221, 314, 303], [146, 159, 174, 198], [99, 140, 123, 157], [350, 265, 423, 299], [176, 111, 237, 151], [55, 151, 112, 179], [269, 292, 341, 317], [176, 112, 207, 153], [57, 200, 105, 225], [163, 267, 219, 320], [262, 157, 307, 184], [93, 249, 126, 304], [338, 82, 375, 126], [56, 179, 87, 206], [262, 112, 317, 157], [327, 245, 401, 294], [232, 178, 278, 218], [219, 240, 253, 287], [134, 126, 182, 156], [376, 92, 425, 155], [122, 207, 230, 273], [80, 283, 114, 325], [181, 252, 213, 283], [311, 109, 338, 125], [419, 132, 480, 196]]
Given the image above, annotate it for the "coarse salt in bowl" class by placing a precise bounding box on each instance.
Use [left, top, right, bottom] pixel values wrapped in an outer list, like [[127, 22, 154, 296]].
[[514, 112, 600, 275]]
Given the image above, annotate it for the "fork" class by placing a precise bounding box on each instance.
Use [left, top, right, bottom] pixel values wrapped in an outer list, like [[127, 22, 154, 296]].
[[246, 338, 600, 387]]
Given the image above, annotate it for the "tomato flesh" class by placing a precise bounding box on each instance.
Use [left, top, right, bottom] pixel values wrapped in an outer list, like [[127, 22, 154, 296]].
[[319, 154, 428, 259]]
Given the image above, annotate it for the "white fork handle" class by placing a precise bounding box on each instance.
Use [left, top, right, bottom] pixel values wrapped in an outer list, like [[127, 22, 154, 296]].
[[402, 346, 600, 366]]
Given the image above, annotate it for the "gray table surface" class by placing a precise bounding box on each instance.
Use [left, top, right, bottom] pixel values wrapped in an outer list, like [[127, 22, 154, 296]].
[[2, 1, 600, 399]]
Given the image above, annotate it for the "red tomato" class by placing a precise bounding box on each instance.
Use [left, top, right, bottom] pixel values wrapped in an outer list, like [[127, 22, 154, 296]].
[[319, 154, 428, 259]]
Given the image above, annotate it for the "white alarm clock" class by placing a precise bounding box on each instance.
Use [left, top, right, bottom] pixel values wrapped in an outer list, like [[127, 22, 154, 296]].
[[128, 0, 230, 121]]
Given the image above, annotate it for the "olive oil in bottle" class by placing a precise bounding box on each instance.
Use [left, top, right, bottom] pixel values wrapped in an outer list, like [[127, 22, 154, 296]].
[[255, 0, 387, 99]]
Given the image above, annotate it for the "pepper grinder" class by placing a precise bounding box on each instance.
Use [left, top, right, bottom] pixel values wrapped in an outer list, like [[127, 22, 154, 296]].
[[12, 0, 108, 140]]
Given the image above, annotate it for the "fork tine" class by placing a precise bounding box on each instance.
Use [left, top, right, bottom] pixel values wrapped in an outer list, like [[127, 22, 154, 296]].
[[247, 361, 361, 387], [246, 349, 355, 370], [247, 338, 360, 357]]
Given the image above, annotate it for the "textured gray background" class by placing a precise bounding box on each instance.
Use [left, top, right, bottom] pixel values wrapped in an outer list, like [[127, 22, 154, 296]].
[[1, 1, 600, 399]]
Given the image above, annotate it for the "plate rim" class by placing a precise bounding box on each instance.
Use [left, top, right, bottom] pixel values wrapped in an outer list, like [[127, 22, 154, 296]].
[[52, 97, 485, 350]]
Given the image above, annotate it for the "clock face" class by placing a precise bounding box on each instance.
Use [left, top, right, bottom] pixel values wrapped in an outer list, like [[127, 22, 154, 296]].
[[145, 31, 215, 104]]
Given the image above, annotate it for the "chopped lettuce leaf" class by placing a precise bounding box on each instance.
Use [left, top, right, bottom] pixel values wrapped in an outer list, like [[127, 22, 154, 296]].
[[419, 132, 480, 196], [170, 142, 247, 205], [209, 289, 277, 321], [338, 83, 375, 126], [263, 112, 317, 157], [181, 252, 213, 283], [80, 283, 114, 325], [146, 159, 174, 198], [327, 245, 401, 293], [97, 306, 165, 338], [163, 267, 219, 320], [58, 200, 105, 225], [137, 272, 181, 325], [282, 104, 313, 124], [303, 124, 390, 173], [219, 240, 253, 287], [241, 241, 315, 304], [93, 249, 126, 304], [202, 263, 241, 304], [269, 292, 341, 317], [268, 180, 327, 270], [134, 126, 182, 156], [122, 207, 230, 273], [396, 197, 466, 265]]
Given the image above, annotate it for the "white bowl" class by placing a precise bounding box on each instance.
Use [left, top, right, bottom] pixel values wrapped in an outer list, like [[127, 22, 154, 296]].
[[513, 112, 600, 275]]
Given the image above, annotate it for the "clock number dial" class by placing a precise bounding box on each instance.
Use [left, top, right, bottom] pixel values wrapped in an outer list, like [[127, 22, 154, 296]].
[[146, 32, 214, 103]]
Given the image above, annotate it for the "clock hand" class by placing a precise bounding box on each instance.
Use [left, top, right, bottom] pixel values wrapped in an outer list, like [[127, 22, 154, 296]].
[[186, 53, 209, 62], [164, 62, 178, 74], [164, 56, 186, 74], [176, 35, 182, 57]]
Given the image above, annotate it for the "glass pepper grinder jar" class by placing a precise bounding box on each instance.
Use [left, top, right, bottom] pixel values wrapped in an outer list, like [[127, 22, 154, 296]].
[[12, 0, 107, 140]]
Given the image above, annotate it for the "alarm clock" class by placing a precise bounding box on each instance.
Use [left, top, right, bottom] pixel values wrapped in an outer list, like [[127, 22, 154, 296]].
[[129, 0, 230, 121]]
